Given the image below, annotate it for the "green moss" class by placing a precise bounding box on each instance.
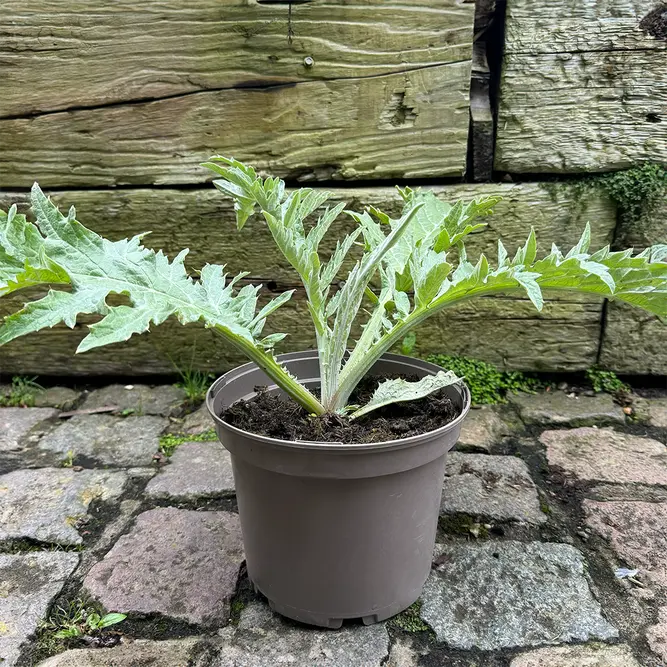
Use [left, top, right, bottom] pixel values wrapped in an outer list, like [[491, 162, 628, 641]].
[[539, 497, 551, 516], [438, 514, 489, 538], [585, 366, 630, 395], [390, 601, 432, 634], [229, 598, 247, 626], [0, 539, 84, 554], [426, 354, 541, 405], [597, 164, 667, 227], [158, 429, 217, 456], [544, 164, 667, 230]]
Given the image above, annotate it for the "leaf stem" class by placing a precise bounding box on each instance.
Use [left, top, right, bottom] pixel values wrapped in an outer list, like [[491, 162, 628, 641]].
[[216, 326, 327, 415]]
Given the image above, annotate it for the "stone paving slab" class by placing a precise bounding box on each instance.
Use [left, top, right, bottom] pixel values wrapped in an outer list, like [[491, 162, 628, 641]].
[[0, 407, 58, 452], [35, 638, 203, 666], [647, 606, 667, 664], [178, 404, 215, 436], [385, 638, 419, 667], [82, 384, 186, 417], [145, 441, 234, 501], [540, 427, 667, 485], [84, 507, 244, 627], [0, 468, 127, 545], [584, 500, 667, 588], [421, 541, 617, 650], [441, 453, 546, 524], [509, 643, 643, 667], [456, 406, 511, 453], [0, 552, 80, 667], [511, 391, 625, 427], [34, 387, 82, 411], [212, 602, 389, 667], [588, 483, 667, 502], [38, 414, 167, 466]]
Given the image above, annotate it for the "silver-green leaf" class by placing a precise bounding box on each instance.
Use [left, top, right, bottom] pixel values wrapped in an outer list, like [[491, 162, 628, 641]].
[[350, 371, 463, 419]]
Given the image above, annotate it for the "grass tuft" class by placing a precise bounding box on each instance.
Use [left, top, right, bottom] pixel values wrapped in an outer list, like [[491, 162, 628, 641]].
[[175, 369, 215, 404]]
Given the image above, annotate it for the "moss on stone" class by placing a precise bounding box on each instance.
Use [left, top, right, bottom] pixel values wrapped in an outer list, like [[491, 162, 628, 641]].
[[389, 601, 432, 634], [158, 429, 217, 457], [439, 514, 489, 538]]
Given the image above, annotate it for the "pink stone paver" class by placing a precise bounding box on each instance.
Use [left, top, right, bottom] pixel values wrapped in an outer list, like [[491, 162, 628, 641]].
[[647, 607, 667, 664], [540, 427, 667, 484], [583, 500, 667, 587]]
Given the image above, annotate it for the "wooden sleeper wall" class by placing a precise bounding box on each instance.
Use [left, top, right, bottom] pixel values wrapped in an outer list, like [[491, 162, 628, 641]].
[[0, 0, 666, 376], [0, 184, 614, 376]]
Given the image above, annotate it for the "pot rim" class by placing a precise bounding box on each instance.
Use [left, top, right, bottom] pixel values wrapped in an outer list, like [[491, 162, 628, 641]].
[[206, 350, 471, 452]]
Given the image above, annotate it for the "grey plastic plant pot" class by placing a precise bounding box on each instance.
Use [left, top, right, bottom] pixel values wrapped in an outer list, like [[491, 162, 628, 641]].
[[206, 350, 470, 629]]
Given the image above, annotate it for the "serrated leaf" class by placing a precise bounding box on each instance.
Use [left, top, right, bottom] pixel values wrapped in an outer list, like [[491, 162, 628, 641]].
[[0, 205, 70, 296], [350, 371, 462, 419], [0, 185, 294, 355], [515, 272, 544, 310], [259, 332, 288, 350]]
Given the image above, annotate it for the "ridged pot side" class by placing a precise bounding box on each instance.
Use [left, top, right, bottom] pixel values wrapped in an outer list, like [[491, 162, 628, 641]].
[[206, 351, 470, 628]]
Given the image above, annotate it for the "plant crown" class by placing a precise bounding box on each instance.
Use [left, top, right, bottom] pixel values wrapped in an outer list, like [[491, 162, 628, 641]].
[[1, 156, 666, 417]]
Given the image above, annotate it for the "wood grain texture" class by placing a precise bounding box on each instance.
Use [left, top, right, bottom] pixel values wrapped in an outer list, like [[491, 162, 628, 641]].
[[0, 182, 617, 375], [0, 64, 471, 187], [0, 0, 474, 118], [599, 195, 667, 374], [495, 0, 667, 173], [599, 301, 667, 374], [0, 291, 606, 376]]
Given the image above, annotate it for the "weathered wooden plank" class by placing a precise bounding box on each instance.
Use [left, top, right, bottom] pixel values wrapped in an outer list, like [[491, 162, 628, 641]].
[[495, 0, 667, 173], [504, 0, 667, 54], [0, 290, 605, 376], [0, 182, 617, 375], [0, 64, 471, 187], [599, 195, 667, 374], [0, 0, 474, 118], [0, 182, 616, 279], [599, 301, 667, 375]]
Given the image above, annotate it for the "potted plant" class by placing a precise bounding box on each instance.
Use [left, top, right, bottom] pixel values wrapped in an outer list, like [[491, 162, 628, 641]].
[[1, 157, 665, 628]]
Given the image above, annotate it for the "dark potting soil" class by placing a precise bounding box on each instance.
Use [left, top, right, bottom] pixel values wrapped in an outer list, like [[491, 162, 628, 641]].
[[221, 374, 461, 444]]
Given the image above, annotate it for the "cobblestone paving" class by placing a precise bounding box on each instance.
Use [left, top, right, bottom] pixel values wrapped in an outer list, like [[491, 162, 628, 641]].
[[0, 383, 666, 666]]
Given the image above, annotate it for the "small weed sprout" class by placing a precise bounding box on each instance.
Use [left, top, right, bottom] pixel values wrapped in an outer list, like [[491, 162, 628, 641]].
[[40, 598, 125, 641], [176, 369, 215, 404], [0, 375, 43, 407]]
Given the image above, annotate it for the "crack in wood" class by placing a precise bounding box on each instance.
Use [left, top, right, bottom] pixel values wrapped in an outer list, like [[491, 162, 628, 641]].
[[0, 60, 469, 123]]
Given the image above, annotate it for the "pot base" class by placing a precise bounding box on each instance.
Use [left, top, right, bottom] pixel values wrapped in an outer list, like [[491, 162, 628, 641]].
[[253, 579, 422, 628], [208, 351, 470, 629]]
